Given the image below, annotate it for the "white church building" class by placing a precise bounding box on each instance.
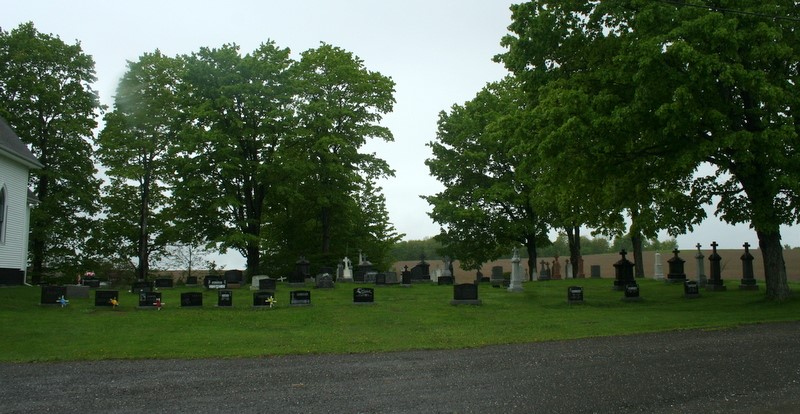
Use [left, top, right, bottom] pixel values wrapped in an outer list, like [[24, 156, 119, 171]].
[[0, 116, 42, 285]]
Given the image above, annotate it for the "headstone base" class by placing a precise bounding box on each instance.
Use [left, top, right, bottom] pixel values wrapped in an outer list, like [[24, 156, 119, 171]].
[[507, 285, 523, 292], [450, 299, 482, 306], [665, 276, 687, 284]]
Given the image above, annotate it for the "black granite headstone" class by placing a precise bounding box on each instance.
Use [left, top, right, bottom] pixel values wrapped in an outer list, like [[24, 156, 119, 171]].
[[290, 290, 312, 306], [622, 283, 641, 302], [204, 276, 227, 289], [154, 278, 174, 288], [224, 270, 244, 284], [82, 278, 100, 288], [451, 283, 481, 305], [375, 273, 386, 285], [40, 285, 66, 305], [684, 280, 700, 299], [181, 292, 203, 307], [567, 286, 584, 304], [95, 290, 119, 307], [353, 287, 374, 304], [186, 276, 199, 285], [253, 291, 276, 307], [438, 276, 454, 286], [217, 290, 233, 307], [138, 291, 162, 307], [259, 278, 277, 291]]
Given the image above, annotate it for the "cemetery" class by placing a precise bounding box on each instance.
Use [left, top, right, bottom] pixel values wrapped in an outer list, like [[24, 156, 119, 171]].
[[3, 244, 798, 363]]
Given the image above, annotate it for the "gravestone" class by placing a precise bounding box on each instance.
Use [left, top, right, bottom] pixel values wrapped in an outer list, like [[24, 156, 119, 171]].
[[375, 273, 387, 286], [385, 272, 399, 284], [82, 277, 100, 288], [353, 287, 375, 304], [577, 257, 586, 278], [217, 290, 233, 307], [181, 292, 203, 307], [259, 278, 277, 291], [590, 265, 601, 278], [65, 284, 90, 299], [508, 248, 524, 292], [653, 252, 665, 280], [551, 255, 562, 280], [95, 290, 119, 307], [363, 272, 377, 284], [490, 266, 505, 287], [706, 241, 727, 291], [739, 242, 759, 291], [622, 283, 642, 302], [450, 283, 481, 305], [684, 280, 700, 299], [567, 286, 584, 304], [341, 257, 354, 282], [438, 276, 454, 286], [401, 266, 412, 287], [204, 276, 227, 290], [40, 285, 67, 305], [253, 291, 276, 308], [290, 290, 312, 306], [316, 274, 334, 289], [154, 278, 174, 288], [695, 244, 708, 287], [224, 270, 244, 286], [613, 250, 635, 291], [131, 281, 153, 294], [186, 276, 199, 286], [290, 256, 310, 285], [538, 260, 551, 281], [251, 275, 270, 290], [666, 249, 687, 283], [138, 291, 162, 309], [565, 259, 573, 279], [409, 257, 430, 282]]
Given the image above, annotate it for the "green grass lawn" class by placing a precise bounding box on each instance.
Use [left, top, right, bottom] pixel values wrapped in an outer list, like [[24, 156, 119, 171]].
[[1, 279, 798, 362]]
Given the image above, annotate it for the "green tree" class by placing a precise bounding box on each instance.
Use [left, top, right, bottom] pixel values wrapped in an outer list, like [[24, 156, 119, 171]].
[[96, 50, 183, 280], [0, 22, 101, 281], [499, 1, 799, 299], [291, 43, 397, 258], [173, 42, 296, 276], [424, 78, 552, 274]]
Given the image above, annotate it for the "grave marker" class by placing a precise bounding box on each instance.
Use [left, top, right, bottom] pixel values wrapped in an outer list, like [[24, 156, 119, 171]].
[[684, 280, 700, 299], [353, 287, 375, 304], [131, 281, 153, 294], [181, 292, 203, 307], [138, 291, 162, 309], [95, 290, 119, 307], [204, 276, 227, 290], [622, 283, 642, 302], [259, 278, 277, 291], [450, 283, 481, 305], [253, 291, 276, 308], [706, 241, 727, 291], [217, 290, 233, 307], [739, 242, 759, 291], [290, 290, 312, 306], [154, 278, 174, 288], [567, 286, 584, 304], [40, 286, 66, 305]]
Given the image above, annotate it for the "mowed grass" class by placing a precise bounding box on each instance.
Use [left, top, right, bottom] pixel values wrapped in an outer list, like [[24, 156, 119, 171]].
[[1, 278, 798, 362]]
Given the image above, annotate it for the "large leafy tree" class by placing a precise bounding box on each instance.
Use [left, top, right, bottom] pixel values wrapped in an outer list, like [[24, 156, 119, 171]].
[[173, 42, 296, 276], [499, 1, 799, 299], [0, 22, 101, 281], [290, 43, 397, 260], [96, 51, 184, 280], [425, 78, 551, 275]]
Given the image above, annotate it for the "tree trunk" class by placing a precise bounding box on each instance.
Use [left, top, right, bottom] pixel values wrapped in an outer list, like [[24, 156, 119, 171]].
[[321, 206, 331, 254], [757, 230, 791, 300], [565, 225, 581, 279], [631, 231, 644, 278], [246, 241, 260, 276], [525, 235, 537, 281], [137, 174, 150, 281]]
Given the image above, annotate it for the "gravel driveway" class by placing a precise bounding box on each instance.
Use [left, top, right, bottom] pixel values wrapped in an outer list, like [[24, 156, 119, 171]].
[[2, 322, 799, 413]]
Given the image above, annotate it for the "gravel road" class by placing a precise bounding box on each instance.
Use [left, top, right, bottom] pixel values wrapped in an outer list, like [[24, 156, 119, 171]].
[[2, 322, 799, 413]]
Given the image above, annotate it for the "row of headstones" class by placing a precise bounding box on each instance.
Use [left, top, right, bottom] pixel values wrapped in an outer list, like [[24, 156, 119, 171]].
[[40, 284, 484, 307], [616, 242, 759, 292]]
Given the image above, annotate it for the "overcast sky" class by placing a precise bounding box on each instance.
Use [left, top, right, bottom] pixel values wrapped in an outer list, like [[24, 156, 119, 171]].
[[4, 1, 797, 269]]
